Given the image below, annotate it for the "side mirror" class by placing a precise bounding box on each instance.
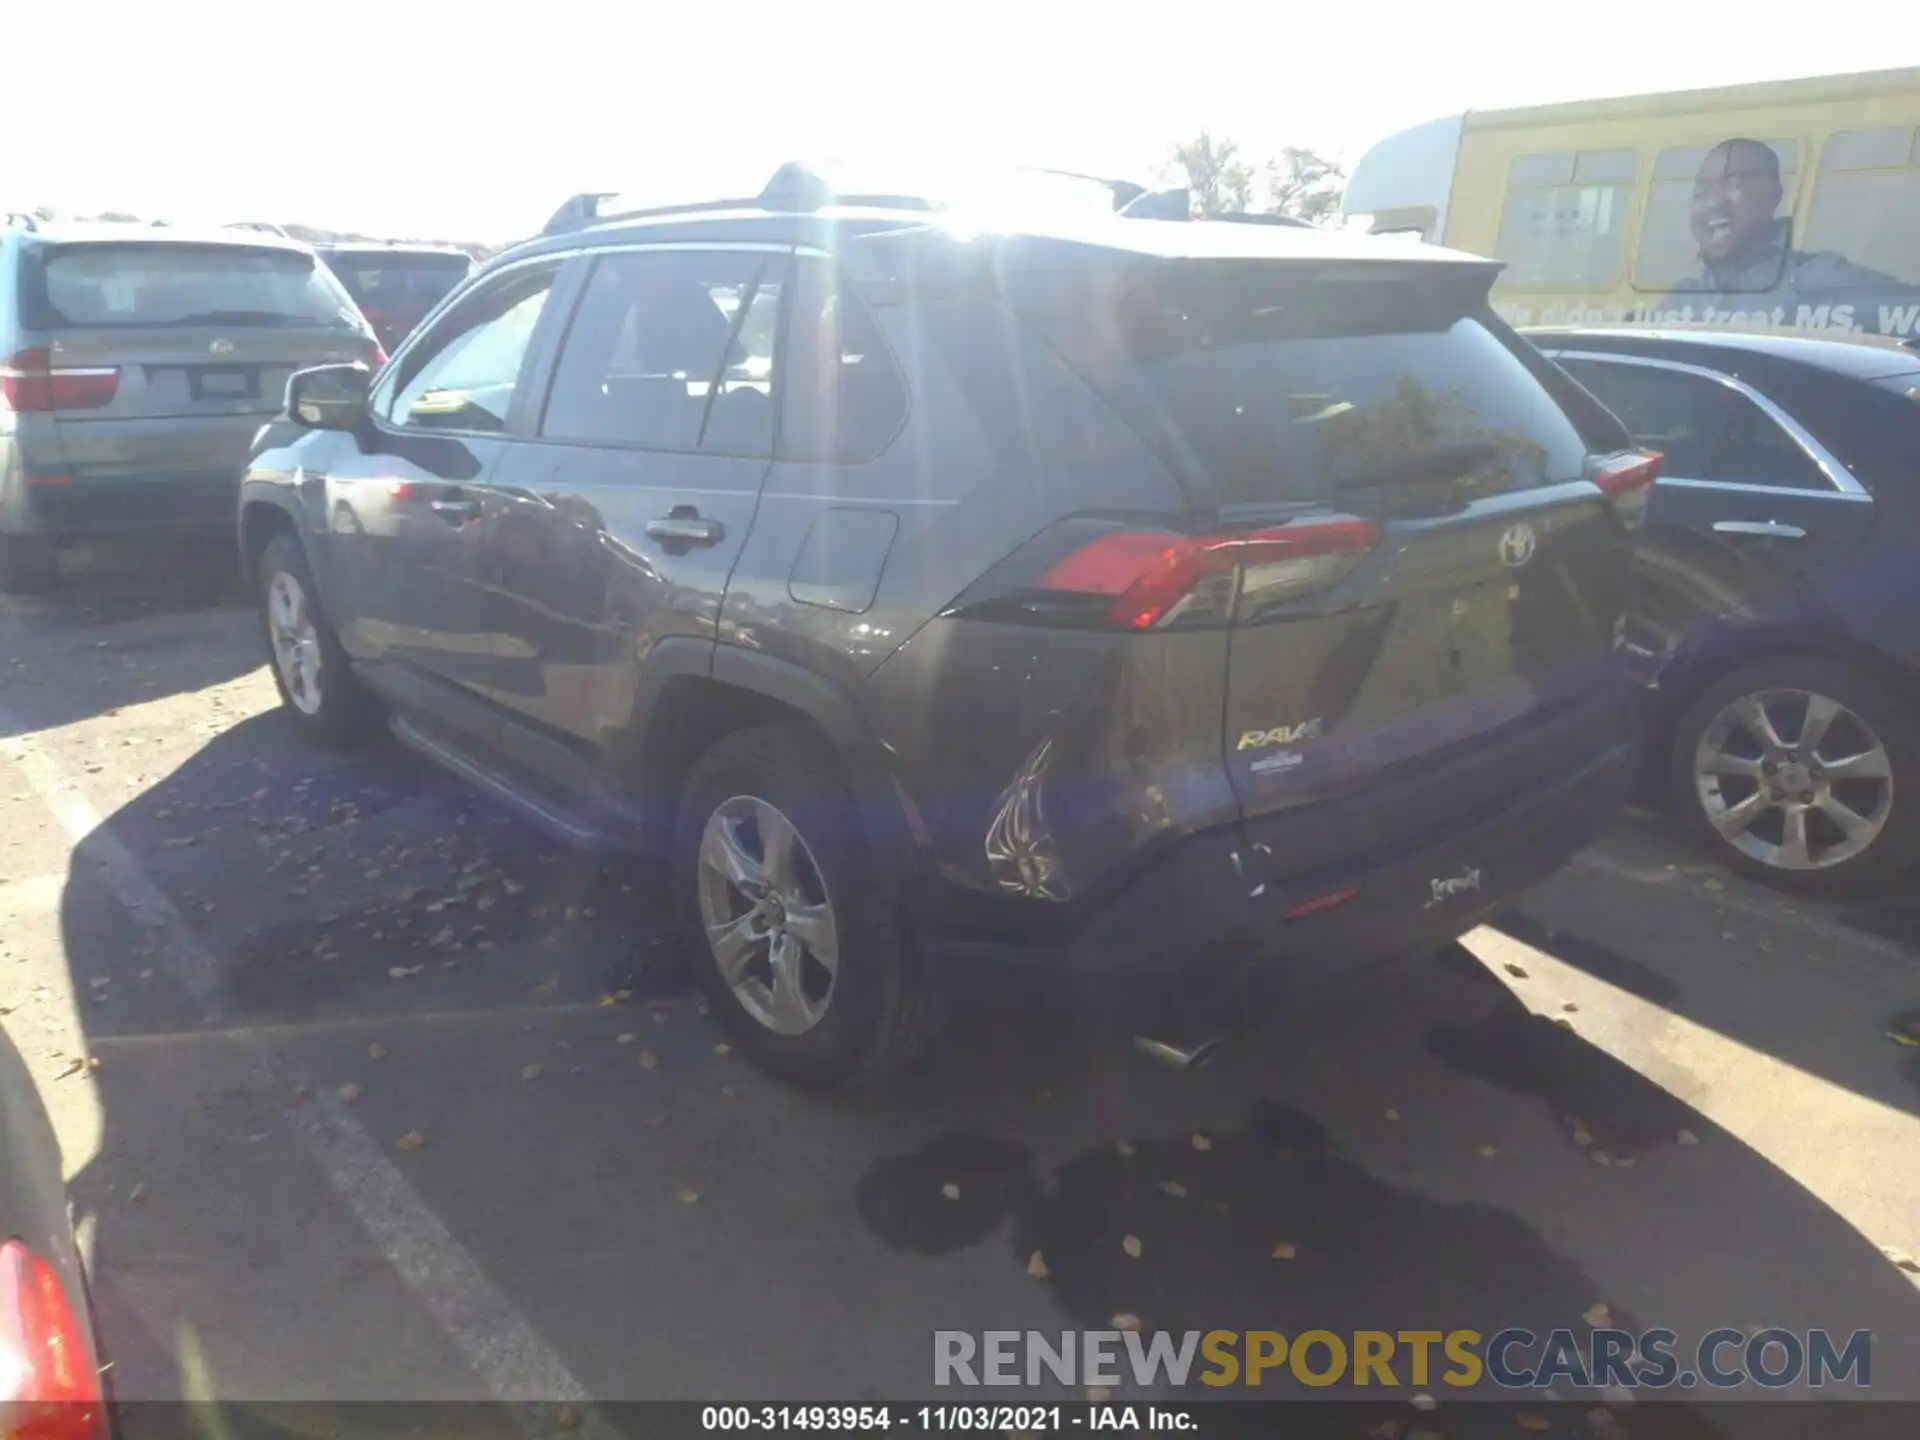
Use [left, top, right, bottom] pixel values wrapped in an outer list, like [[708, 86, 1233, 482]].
[[288, 363, 372, 430]]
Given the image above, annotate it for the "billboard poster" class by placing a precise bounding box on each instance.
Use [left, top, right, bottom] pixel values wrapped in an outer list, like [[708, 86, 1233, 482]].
[[1491, 134, 1920, 339]]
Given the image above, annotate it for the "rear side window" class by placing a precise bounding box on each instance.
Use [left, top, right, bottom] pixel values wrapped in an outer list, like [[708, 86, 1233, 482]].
[[539, 249, 782, 457], [324, 255, 470, 315], [29, 244, 360, 329], [1020, 263, 1597, 506], [779, 259, 910, 463]]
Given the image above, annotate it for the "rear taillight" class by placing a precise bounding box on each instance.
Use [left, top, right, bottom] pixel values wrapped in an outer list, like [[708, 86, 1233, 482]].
[[0, 1238, 106, 1440], [369, 343, 389, 370], [0, 349, 119, 413], [1030, 515, 1379, 630], [1588, 449, 1662, 526], [1590, 450, 1663, 497]]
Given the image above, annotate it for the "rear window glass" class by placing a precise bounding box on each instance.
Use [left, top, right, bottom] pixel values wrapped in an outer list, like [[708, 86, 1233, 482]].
[[1019, 264, 1601, 506], [32, 244, 360, 328], [324, 255, 470, 314]]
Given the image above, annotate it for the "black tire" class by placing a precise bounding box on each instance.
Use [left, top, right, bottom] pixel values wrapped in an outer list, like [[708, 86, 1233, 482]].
[[672, 724, 943, 1085], [0, 536, 57, 594], [1668, 654, 1918, 895], [256, 533, 378, 747]]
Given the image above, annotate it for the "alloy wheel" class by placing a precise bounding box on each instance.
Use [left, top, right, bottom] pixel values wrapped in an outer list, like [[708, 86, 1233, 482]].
[[267, 571, 324, 717], [1693, 687, 1893, 872]]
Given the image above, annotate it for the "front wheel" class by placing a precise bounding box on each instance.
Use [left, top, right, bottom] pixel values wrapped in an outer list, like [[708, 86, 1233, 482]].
[[1668, 656, 1915, 894], [257, 533, 377, 746], [672, 724, 942, 1085]]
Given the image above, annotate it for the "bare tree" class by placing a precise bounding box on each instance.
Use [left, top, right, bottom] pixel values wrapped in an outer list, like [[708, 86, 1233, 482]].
[[1166, 132, 1254, 218]]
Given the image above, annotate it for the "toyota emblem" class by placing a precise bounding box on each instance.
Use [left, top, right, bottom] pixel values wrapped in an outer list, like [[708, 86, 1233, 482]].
[[1499, 522, 1537, 568]]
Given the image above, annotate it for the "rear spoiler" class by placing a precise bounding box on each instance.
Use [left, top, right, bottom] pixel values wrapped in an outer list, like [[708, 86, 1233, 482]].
[[1027, 170, 1314, 227]]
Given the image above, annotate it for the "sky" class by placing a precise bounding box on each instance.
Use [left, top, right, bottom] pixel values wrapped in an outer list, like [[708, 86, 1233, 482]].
[[11, 1, 1914, 243]]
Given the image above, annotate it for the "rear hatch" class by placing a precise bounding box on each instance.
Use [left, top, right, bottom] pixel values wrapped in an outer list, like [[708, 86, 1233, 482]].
[[17, 240, 379, 486], [1012, 256, 1645, 853], [320, 250, 472, 348]]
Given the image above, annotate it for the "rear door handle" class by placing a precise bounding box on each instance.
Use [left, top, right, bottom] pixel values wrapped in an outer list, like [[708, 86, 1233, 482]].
[[1713, 520, 1807, 540], [430, 496, 481, 522], [645, 515, 725, 547]]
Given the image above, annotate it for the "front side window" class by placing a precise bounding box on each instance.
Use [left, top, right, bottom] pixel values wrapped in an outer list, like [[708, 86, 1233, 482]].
[[539, 249, 784, 457], [380, 266, 557, 433], [1493, 149, 1635, 290]]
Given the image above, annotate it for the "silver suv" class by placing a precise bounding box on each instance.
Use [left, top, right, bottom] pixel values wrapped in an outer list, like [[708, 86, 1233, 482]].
[[0, 219, 382, 591]]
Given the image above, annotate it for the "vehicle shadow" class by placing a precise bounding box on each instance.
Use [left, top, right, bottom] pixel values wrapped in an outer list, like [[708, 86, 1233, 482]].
[[43, 706, 1920, 1427], [0, 538, 256, 739]]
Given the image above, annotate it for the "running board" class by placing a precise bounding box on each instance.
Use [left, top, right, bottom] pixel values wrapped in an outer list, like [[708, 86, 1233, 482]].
[[390, 713, 622, 851]]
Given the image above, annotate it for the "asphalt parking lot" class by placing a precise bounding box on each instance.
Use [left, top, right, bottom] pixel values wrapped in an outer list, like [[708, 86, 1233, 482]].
[[3, 546, 1918, 1438]]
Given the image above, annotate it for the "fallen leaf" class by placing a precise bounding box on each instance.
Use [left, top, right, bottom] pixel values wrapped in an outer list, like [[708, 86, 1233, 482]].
[[1384, 1108, 1402, 1121], [614, 989, 634, 1002], [1756, 936, 1773, 954], [1722, 930, 1737, 942], [1115, 1141, 1136, 1157], [1517, 1420, 1553, 1437], [88, 976, 110, 990], [1158, 1180, 1188, 1199], [1583, 1303, 1612, 1328], [1572, 1129, 1594, 1148], [1881, 1245, 1918, 1273], [1026, 1251, 1050, 1279], [1110, 1313, 1142, 1332], [395, 1130, 429, 1153], [1888, 1031, 1920, 1049], [387, 965, 424, 980], [368, 1042, 387, 1061], [1592, 1151, 1613, 1167], [1121, 1234, 1143, 1258], [1703, 877, 1724, 891], [638, 1049, 661, 1070], [535, 976, 559, 996], [597, 994, 618, 1007], [1271, 1241, 1298, 1260], [676, 1188, 701, 1205], [1190, 1131, 1213, 1151], [336, 1082, 362, 1103], [1503, 961, 1529, 979], [714, 1043, 733, 1057], [617, 1033, 636, 1045], [128, 1180, 148, 1203], [521, 1064, 544, 1082], [941, 1182, 961, 1200], [1677, 1129, 1700, 1146], [1478, 1144, 1498, 1158]]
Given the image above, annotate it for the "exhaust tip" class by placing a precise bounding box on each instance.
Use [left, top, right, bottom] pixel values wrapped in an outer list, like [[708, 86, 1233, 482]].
[[1132, 1034, 1223, 1073]]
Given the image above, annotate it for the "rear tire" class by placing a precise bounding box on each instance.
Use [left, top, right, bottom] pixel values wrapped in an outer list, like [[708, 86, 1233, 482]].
[[672, 724, 943, 1085], [1668, 655, 1917, 895], [257, 533, 378, 747], [0, 536, 57, 594]]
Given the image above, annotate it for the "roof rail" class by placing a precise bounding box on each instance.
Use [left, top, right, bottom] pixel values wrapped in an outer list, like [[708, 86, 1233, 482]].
[[537, 166, 944, 238], [4, 212, 39, 232], [224, 220, 290, 237]]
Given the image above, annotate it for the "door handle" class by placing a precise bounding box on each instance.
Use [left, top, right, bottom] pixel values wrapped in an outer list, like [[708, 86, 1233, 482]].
[[645, 514, 725, 547], [430, 496, 481, 522], [1713, 520, 1807, 540]]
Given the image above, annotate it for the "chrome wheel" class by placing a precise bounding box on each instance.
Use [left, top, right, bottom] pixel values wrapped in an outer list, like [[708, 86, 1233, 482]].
[[695, 796, 839, 1035], [267, 570, 324, 716], [1694, 687, 1893, 872]]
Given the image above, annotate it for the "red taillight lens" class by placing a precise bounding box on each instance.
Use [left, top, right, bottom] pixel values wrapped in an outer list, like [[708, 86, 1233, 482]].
[[0, 349, 119, 413], [0, 1239, 106, 1439], [1038, 516, 1380, 630], [369, 343, 390, 370], [1590, 449, 1663, 496]]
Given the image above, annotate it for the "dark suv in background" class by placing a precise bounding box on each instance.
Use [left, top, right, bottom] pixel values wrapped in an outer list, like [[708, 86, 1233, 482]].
[[0, 221, 382, 591], [237, 166, 1653, 1083], [313, 243, 474, 352]]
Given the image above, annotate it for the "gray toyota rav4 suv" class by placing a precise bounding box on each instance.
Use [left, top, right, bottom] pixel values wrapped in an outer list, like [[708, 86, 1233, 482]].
[[0, 220, 382, 591], [238, 166, 1654, 1083]]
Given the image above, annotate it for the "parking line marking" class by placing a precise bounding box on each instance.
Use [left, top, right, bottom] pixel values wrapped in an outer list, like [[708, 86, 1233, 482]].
[[0, 715, 602, 1426]]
